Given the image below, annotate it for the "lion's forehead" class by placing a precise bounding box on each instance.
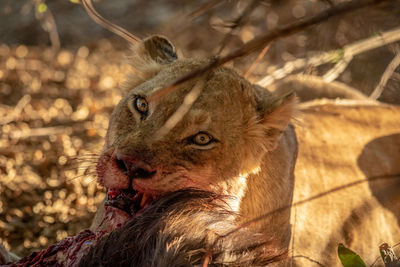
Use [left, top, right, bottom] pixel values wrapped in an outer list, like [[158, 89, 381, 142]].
[[131, 58, 247, 96]]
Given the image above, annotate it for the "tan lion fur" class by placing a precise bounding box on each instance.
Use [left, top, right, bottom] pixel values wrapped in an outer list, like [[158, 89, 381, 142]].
[[92, 36, 400, 266], [291, 100, 400, 266]]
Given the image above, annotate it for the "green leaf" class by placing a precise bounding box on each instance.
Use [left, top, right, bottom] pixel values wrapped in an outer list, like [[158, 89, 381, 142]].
[[338, 243, 366, 267], [37, 3, 47, 13], [330, 49, 344, 63]]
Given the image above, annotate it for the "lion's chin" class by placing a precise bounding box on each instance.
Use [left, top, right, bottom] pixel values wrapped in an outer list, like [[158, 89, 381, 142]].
[[96, 187, 159, 232]]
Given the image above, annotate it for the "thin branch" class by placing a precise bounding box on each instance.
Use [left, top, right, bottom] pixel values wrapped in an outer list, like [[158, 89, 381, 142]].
[[153, 78, 205, 141], [0, 95, 31, 125], [257, 25, 400, 87], [322, 53, 353, 82], [244, 43, 271, 78], [291, 255, 326, 267], [45, 11, 61, 52], [81, 0, 141, 45], [217, 0, 262, 54], [10, 126, 72, 139], [320, 0, 334, 6], [323, 37, 400, 83], [393, 72, 400, 81], [187, 0, 225, 20], [150, 0, 392, 103], [369, 49, 400, 99], [35, 4, 60, 52], [216, 173, 400, 248]]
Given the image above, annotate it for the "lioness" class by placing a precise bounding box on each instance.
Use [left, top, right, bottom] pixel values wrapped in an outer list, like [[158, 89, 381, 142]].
[[90, 35, 400, 266]]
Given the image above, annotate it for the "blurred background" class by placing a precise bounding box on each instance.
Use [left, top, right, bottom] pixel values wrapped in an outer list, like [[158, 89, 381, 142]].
[[0, 0, 399, 257]]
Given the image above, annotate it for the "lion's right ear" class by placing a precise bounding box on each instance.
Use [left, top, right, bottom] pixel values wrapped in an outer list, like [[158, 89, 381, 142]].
[[256, 87, 298, 152], [126, 35, 178, 87]]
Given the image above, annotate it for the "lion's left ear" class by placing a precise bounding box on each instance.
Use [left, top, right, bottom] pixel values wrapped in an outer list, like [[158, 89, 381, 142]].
[[257, 88, 297, 151], [126, 35, 178, 88], [141, 35, 178, 64]]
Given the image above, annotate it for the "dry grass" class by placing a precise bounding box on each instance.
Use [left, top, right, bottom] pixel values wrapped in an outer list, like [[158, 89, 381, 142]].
[[0, 41, 130, 256]]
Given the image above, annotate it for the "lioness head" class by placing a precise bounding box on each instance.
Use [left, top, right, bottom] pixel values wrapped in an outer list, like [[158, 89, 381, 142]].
[[96, 36, 296, 216]]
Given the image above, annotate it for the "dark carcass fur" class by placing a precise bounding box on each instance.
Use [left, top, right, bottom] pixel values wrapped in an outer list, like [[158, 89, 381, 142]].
[[80, 189, 286, 267], [6, 189, 285, 266]]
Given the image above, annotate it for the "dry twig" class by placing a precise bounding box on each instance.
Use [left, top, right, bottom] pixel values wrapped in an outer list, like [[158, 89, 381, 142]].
[[35, 5, 60, 52], [393, 72, 400, 81], [150, 0, 392, 103], [215, 173, 400, 253], [153, 78, 206, 141], [10, 126, 72, 139], [322, 53, 353, 82], [0, 95, 31, 125], [217, 0, 262, 54], [369, 49, 400, 100], [291, 255, 326, 267], [187, 0, 225, 20], [244, 43, 271, 78], [81, 0, 141, 45], [257, 26, 400, 87]]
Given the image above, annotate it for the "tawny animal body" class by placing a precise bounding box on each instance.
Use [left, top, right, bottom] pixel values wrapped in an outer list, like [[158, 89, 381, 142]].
[[93, 36, 400, 266], [291, 101, 400, 266]]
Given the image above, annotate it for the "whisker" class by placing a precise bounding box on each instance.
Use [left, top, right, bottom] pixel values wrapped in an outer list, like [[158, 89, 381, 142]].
[[66, 172, 98, 182]]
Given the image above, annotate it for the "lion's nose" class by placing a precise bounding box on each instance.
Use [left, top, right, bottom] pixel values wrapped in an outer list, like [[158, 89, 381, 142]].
[[115, 154, 156, 179]]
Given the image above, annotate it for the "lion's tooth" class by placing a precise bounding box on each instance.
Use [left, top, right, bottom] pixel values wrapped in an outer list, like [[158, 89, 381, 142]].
[[140, 193, 149, 207], [107, 189, 120, 199]]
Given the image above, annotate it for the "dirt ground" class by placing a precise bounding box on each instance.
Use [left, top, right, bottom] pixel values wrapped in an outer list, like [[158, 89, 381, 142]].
[[0, 0, 399, 258]]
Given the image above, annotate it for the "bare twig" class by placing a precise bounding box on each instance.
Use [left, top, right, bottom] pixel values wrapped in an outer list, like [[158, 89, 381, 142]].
[[244, 43, 271, 78], [10, 126, 72, 139], [215, 173, 400, 248], [0, 95, 31, 125], [35, 4, 60, 52], [393, 72, 400, 81], [291, 255, 326, 267], [81, 0, 141, 45], [369, 49, 400, 99], [321, 0, 334, 6], [153, 78, 205, 141], [323, 39, 400, 83], [150, 0, 392, 103], [258, 26, 400, 87], [202, 173, 400, 267], [217, 0, 262, 54], [45, 10, 61, 51], [322, 53, 353, 82], [187, 0, 225, 20]]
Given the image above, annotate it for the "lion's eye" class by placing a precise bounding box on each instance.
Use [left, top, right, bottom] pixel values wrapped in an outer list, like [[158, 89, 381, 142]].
[[193, 132, 213, 146], [134, 97, 149, 114]]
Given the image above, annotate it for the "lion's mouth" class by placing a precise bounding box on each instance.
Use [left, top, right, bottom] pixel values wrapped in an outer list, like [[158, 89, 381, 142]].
[[97, 152, 160, 220], [105, 188, 155, 217]]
